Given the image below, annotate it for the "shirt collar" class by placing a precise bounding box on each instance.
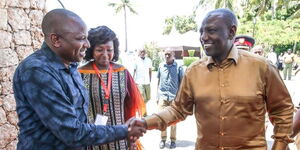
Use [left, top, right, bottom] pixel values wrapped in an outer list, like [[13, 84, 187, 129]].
[[41, 42, 78, 72], [164, 60, 177, 67], [206, 45, 239, 69]]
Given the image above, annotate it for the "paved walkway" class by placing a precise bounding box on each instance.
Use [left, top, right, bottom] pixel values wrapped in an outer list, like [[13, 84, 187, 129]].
[[139, 71, 300, 150]]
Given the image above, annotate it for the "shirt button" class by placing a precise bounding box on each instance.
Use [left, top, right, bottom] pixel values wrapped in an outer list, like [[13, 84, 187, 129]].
[[220, 116, 226, 120], [220, 132, 225, 136], [219, 69, 224, 71], [221, 84, 225, 87], [219, 147, 224, 150]]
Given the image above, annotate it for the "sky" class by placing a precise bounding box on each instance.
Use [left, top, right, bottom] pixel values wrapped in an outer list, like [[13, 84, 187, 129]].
[[46, 0, 214, 51]]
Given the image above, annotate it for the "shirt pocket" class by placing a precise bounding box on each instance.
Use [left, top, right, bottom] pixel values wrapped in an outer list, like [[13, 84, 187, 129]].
[[230, 95, 266, 119]]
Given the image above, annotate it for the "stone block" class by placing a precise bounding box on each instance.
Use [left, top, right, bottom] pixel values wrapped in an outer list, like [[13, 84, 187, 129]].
[[14, 30, 32, 45], [24, 8, 30, 14], [0, 81, 13, 95], [0, 66, 18, 95], [31, 27, 43, 49], [0, 0, 6, 8], [0, 96, 3, 106], [29, 10, 43, 27], [0, 31, 12, 49], [0, 124, 18, 149], [15, 45, 33, 61], [3, 94, 15, 112], [30, 0, 46, 10], [0, 48, 19, 68], [0, 66, 15, 82], [0, 107, 7, 125], [7, 0, 30, 8], [8, 8, 30, 31], [7, 111, 18, 126], [5, 140, 17, 150], [0, 9, 7, 30]]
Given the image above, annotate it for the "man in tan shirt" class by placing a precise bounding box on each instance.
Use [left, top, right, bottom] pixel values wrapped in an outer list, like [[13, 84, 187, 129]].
[[133, 8, 294, 150]]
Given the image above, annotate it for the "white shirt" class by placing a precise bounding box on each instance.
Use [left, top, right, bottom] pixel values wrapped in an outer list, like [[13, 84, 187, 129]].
[[134, 57, 152, 84], [267, 52, 277, 65], [120, 52, 136, 75]]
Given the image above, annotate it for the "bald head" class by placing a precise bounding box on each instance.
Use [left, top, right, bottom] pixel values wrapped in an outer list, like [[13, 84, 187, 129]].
[[42, 9, 86, 36]]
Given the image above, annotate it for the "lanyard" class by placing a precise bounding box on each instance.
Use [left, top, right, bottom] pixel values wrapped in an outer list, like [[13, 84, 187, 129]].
[[92, 62, 113, 113]]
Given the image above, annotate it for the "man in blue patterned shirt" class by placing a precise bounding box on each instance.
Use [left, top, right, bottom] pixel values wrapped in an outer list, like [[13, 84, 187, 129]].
[[156, 49, 184, 149], [13, 9, 145, 150]]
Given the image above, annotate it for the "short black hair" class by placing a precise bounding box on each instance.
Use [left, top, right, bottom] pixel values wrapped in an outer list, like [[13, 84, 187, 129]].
[[85, 26, 119, 61], [205, 8, 238, 28], [42, 9, 84, 36]]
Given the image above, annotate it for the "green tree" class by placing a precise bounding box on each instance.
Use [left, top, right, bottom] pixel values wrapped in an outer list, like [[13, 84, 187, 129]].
[[243, 0, 299, 21], [163, 0, 237, 35], [165, 0, 299, 34], [143, 42, 163, 71], [108, 0, 137, 52], [163, 14, 198, 35], [238, 18, 300, 52]]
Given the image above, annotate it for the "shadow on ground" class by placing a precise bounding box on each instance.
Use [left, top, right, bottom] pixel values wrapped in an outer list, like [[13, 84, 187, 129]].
[[164, 140, 195, 148]]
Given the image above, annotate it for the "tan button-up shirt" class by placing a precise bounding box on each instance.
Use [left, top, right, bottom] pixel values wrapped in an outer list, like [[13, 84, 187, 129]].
[[145, 46, 294, 150]]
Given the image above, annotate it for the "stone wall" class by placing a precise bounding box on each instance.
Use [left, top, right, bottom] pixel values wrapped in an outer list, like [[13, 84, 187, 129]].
[[0, 0, 46, 149]]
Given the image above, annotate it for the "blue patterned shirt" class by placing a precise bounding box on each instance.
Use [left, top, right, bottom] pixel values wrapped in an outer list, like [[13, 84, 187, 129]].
[[13, 43, 128, 150], [157, 61, 184, 101]]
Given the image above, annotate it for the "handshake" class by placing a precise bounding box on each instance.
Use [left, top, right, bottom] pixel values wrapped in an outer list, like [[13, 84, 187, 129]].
[[125, 118, 148, 149]]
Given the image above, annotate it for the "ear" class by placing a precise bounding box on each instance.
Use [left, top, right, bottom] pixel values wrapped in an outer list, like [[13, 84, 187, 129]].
[[49, 33, 61, 48], [228, 25, 237, 40]]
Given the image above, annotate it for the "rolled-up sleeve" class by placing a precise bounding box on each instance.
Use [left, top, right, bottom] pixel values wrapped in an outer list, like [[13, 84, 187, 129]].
[[264, 63, 294, 149], [21, 68, 127, 146]]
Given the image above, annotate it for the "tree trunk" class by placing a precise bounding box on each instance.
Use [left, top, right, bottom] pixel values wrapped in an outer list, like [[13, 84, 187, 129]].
[[272, 0, 278, 20], [124, 6, 128, 52], [293, 41, 297, 53]]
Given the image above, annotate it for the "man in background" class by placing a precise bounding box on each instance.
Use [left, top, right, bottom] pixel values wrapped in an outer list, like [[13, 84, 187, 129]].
[[252, 45, 264, 56], [234, 35, 255, 51], [156, 49, 184, 149], [134, 49, 152, 115], [283, 49, 295, 80], [267, 48, 278, 65]]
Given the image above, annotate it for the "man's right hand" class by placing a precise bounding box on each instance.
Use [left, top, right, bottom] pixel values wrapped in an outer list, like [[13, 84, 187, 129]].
[[125, 118, 147, 143]]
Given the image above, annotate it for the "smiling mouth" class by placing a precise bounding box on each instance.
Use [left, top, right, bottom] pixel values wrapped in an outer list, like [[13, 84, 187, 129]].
[[203, 44, 213, 50], [79, 50, 86, 57]]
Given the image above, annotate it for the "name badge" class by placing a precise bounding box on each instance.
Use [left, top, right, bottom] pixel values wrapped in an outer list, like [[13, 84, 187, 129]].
[[95, 114, 108, 125]]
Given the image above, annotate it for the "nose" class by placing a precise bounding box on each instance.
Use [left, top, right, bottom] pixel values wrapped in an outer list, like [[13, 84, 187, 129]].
[[84, 39, 90, 48], [200, 32, 208, 43]]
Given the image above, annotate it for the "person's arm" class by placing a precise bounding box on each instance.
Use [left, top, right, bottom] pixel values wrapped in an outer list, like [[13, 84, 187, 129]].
[[291, 108, 300, 137], [149, 68, 152, 83], [143, 69, 193, 131], [149, 58, 152, 82], [133, 69, 136, 79], [133, 62, 137, 79], [124, 69, 147, 118], [178, 66, 184, 84], [156, 66, 161, 104], [291, 109, 300, 137], [264, 62, 294, 150], [20, 68, 134, 146]]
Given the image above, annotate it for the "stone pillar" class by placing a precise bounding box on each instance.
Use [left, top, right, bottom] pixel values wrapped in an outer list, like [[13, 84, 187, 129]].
[[0, 0, 46, 149]]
